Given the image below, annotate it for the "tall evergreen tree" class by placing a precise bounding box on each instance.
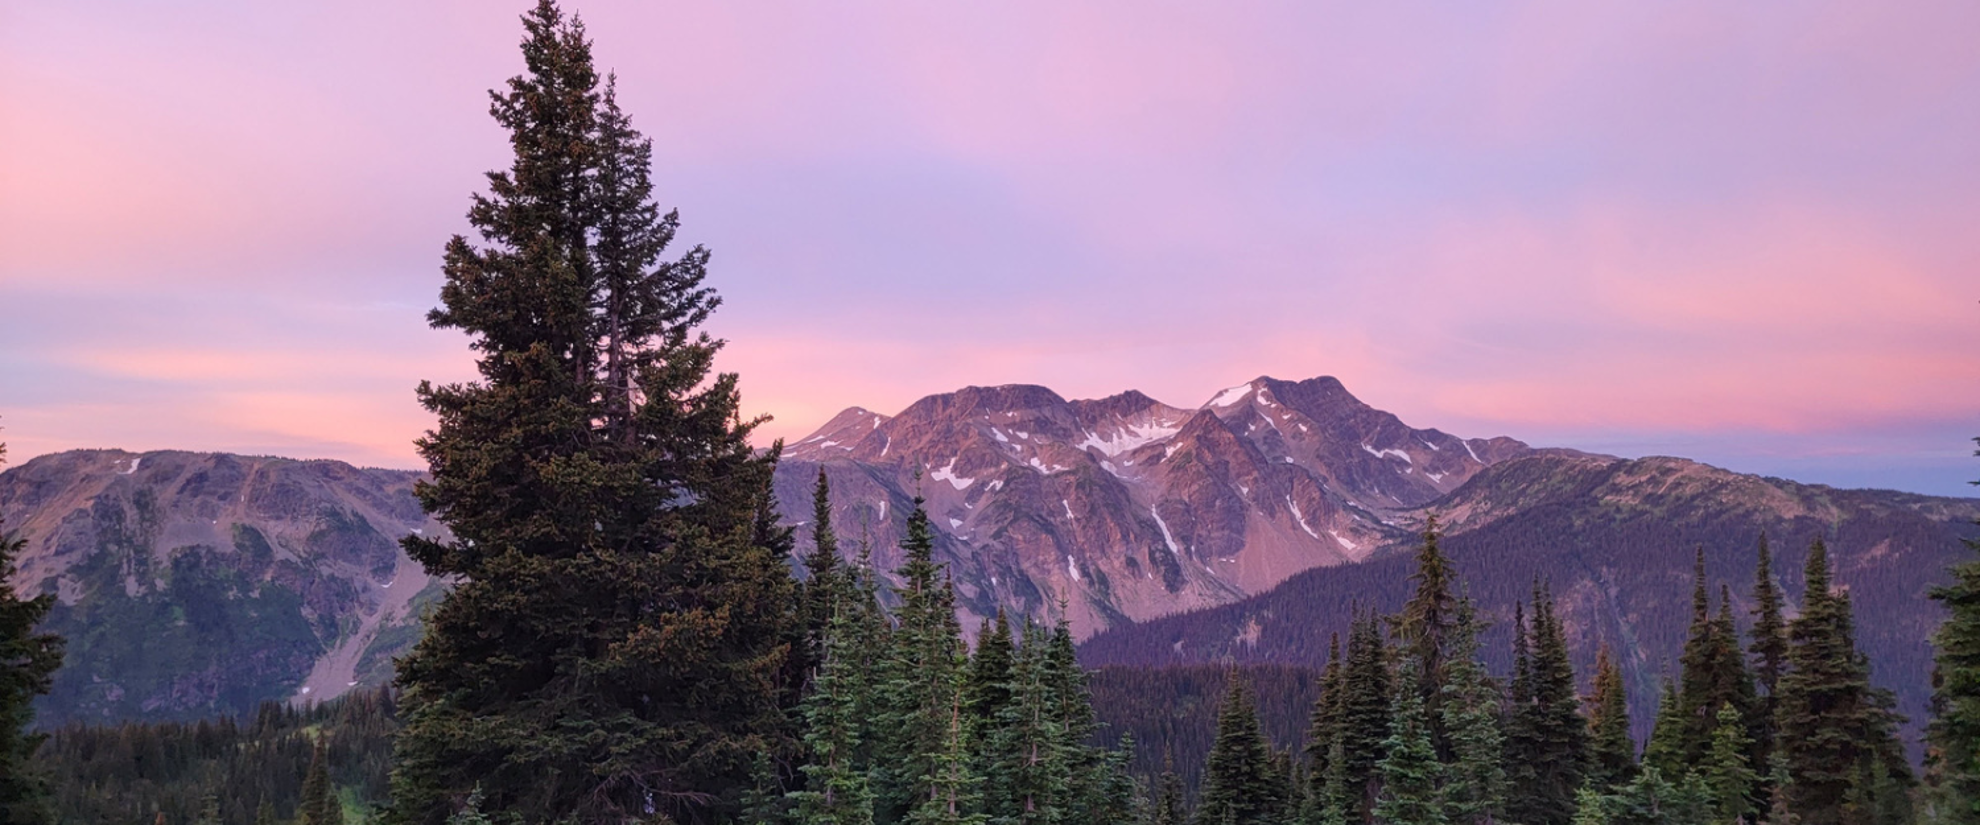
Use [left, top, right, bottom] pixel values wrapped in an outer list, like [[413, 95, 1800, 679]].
[[801, 468, 846, 680], [967, 612, 1016, 729], [1340, 611, 1396, 822], [299, 739, 344, 825], [1196, 676, 1278, 825], [1675, 554, 1754, 770], [1439, 600, 1505, 825], [1696, 703, 1757, 825], [1777, 539, 1910, 825], [1928, 438, 1980, 824], [1641, 678, 1685, 780], [1505, 583, 1591, 825], [1375, 655, 1446, 825], [1749, 533, 1787, 777], [791, 568, 877, 825], [878, 497, 970, 824], [984, 620, 1067, 825], [1154, 751, 1187, 825], [1395, 517, 1460, 754], [1585, 645, 1637, 794], [386, 5, 799, 822], [0, 437, 63, 825], [1305, 633, 1346, 804]]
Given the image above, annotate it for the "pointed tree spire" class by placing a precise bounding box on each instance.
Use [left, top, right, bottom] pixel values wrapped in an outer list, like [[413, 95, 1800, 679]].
[[1585, 643, 1637, 793]]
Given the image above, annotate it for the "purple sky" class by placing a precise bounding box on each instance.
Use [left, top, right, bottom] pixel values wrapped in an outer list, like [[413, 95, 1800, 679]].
[[3, 1, 1978, 496]]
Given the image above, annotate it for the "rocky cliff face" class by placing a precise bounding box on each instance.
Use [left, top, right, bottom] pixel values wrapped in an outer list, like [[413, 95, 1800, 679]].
[[0, 450, 443, 724], [777, 375, 1529, 637]]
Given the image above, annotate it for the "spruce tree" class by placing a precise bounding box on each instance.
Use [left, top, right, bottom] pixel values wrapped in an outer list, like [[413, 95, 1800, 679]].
[[985, 620, 1067, 825], [386, 4, 799, 821], [967, 612, 1016, 728], [300, 739, 344, 825], [1749, 533, 1787, 777], [1439, 600, 1505, 825], [1698, 703, 1757, 825], [1505, 583, 1591, 825], [878, 497, 971, 824], [1339, 612, 1395, 822], [1674, 553, 1753, 769], [0, 438, 62, 825], [1394, 517, 1460, 753], [1586, 644, 1637, 793], [802, 468, 846, 681], [1305, 633, 1346, 805], [1196, 676, 1278, 825], [1928, 440, 1980, 824], [1641, 679, 1684, 780], [1154, 752, 1187, 825], [1776, 539, 1910, 825], [1374, 655, 1446, 825], [791, 571, 877, 825]]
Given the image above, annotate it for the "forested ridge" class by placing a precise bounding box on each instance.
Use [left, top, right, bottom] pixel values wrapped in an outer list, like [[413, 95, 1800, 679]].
[[5, 3, 1980, 825]]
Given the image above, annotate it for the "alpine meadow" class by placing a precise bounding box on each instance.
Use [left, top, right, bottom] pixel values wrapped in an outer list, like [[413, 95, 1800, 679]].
[[5, 3, 1980, 825]]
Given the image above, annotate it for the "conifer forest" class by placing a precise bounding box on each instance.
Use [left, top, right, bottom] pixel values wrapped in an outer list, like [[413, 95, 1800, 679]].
[[6, 4, 1980, 825]]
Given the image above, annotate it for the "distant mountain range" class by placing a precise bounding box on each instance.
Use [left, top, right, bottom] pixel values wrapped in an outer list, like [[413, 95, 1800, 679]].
[[5, 375, 1975, 735]]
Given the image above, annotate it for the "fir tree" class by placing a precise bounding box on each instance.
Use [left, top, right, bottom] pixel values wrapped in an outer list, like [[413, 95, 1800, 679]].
[[1340, 612, 1395, 822], [1505, 583, 1591, 825], [1196, 676, 1278, 825], [907, 699, 986, 825], [802, 468, 846, 680], [1154, 752, 1188, 825], [1305, 633, 1346, 804], [968, 612, 1017, 729], [1642, 678, 1685, 780], [0, 437, 62, 825], [1439, 600, 1505, 825], [1928, 439, 1980, 825], [1776, 539, 1910, 825], [1698, 704, 1757, 825], [1375, 655, 1446, 825], [1675, 553, 1754, 770], [985, 620, 1067, 825], [1600, 766, 1709, 825], [878, 496, 971, 824], [386, 3, 798, 823], [1586, 644, 1637, 793], [1749, 533, 1787, 777], [1395, 517, 1460, 754], [300, 739, 344, 825], [791, 571, 877, 825]]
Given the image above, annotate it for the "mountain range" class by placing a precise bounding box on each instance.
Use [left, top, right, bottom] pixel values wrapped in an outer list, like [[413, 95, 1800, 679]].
[[4, 375, 1975, 736]]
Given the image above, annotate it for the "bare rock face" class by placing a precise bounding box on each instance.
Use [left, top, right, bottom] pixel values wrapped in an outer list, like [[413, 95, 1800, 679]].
[[779, 375, 1530, 638], [0, 450, 444, 724]]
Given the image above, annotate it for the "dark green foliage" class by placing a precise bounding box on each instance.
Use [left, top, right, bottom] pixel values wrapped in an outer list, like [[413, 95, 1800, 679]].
[[0, 438, 63, 825], [1697, 703, 1756, 824], [1642, 679, 1685, 780], [1750, 533, 1788, 774], [1671, 551, 1755, 773], [1777, 539, 1914, 825], [1194, 676, 1278, 825], [1087, 665, 1323, 800], [37, 687, 398, 825], [386, 2, 799, 823], [299, 738, 346, 825], [1586, 644, 1637, 793], [1155, 754, 1188, 825], [1305, 634, 1345, 808], [982, 620, 1068, 825], [1439, 601, 1504, 825], [876, 496, 970, 824], [801, 468, 846, 685], [1394, 517, 1460, 754], [1374, 655, 1445, 825], [1504, 583, 1590, 825], [790, 553, 877, 825], [1927, 438, 1980, 823], [1588, 766, 1710, 825], [1338, 613, 1394, 821], [967, 612, 1016, 733]]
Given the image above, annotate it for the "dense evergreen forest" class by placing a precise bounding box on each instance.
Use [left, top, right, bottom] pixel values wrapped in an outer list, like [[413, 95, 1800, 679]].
[[4, 3, 1980, 825]]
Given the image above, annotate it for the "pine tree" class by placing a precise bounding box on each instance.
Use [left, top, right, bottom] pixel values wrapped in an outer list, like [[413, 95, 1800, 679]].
[[300, 739, 344, 825], [1196, 675, 1278, 825], [1749, 533, 1788, 779], [1586, 644, 1637, 793], [968, 612, 1016, 729], [1044, 616, 1109, 825], [878, 496, 971, 824], [1340, 612, 1395, 822], [1439, 600, 1504, 825], [0, 437, 62, 825], [985, 620, 1067, 825], [802, 468, 846, 680], [386, 4, 799, 821], [1698, 704, 1757, 825], [791, 569, 877, 825], [1928, 439, 1980, 825], [1375, 655, 1446, 825], [1505, 583, 1591, 825], [1305, 633, 1346, 805], [1154, 752, 1188, 825], [1642, 678, 1685, 780], [1776, 539, 1910, 825], [1675, 552, 1754, 769], [1394, 517, 1460, 754]]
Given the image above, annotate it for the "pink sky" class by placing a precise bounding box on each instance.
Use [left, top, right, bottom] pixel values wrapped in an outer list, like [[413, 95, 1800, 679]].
[[3, 1, 1978, 495]]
